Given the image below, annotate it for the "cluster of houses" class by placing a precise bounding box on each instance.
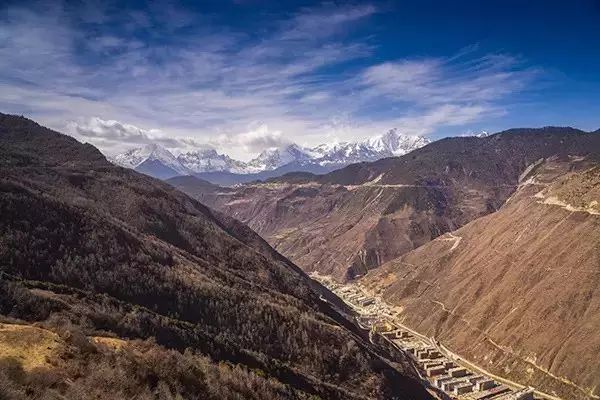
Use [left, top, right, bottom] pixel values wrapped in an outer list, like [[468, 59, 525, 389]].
[[383, 328, 534, 400], [312, 274, 538, 400]]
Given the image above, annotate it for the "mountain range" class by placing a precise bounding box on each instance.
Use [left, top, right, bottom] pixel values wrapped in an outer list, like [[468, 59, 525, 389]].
[[3, 112, 600, 400], [109, 128, 431, 184], [175, 127, 600, 281], [171, 126, 600, 399], [0, 113, 433, 399]]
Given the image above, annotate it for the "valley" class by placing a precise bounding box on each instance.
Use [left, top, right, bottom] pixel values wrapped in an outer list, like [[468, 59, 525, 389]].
[[355, 157, 600, 400], [0, 114, 433, 400], [175, 127, 600, 282], [171, 129, 600, 400], [2, 2, 598, 399], [312, 273, 548, 400], [1, 115, 599, 400]]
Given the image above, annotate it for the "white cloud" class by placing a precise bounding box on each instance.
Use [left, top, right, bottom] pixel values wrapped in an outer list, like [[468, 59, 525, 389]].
[[210, 124, 291, 155], [68, 117, 292, 159], [281, 3, 377, 40], [360, 55, 535, 106], [67, 117, 206, 155], [0, 1, 541, 159]]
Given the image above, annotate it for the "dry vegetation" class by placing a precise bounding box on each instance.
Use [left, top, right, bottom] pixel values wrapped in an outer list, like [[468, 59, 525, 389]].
[[177, 127, 600, 281], [0, 321, 303, 400], [0, 113, 430, 400], [0, 323, 61, 371], [362, 158, 600, 400]]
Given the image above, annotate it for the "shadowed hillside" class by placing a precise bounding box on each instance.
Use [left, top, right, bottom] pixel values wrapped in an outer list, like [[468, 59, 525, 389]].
[[0, 113, 432, 400], [166, 175, 233, 206]]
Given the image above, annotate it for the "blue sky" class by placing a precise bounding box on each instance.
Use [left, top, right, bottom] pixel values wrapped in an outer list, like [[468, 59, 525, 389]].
[[1, 0, 599, 159]]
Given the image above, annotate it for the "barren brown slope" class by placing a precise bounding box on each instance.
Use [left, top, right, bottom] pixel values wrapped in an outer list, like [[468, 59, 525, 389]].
[[0, 113, 432, 400], [175, 128, 600, 281], [361, 156, 600, 400]]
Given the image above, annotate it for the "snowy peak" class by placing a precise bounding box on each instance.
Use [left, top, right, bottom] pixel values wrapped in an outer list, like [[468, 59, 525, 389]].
[[112, 143, 189, 176], [247, 147, 282, 171], [113, 144, 171, 168], [247, 144, 314, 171], [145, 144, 181, 169], [109, 129, 431, 180], [286, 143, 314, 161], [460, 130, 490, 138], [314, 130, 430, 165], [112, 145, 153, 169], [365, 129, 431, 156], [177, 148, 248, 174]]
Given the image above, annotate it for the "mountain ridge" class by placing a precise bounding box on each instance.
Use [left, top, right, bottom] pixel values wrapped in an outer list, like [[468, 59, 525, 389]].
[[109, 129, 431, 183], [360, 156, 600, 399], [175, 126, 600, 281], [0, 112, 432, 399]]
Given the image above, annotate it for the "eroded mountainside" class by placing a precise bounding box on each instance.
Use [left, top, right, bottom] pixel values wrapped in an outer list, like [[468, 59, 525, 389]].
[[361, 157, 600, 400], [0, 114, 431, 400], [174, 128, 600, 281]]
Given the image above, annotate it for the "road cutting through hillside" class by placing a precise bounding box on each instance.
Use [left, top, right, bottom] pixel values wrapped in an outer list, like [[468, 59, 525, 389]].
[[538, 196, 600, 215], [448, 233, 462, 251], [438, 232, 462, 251]]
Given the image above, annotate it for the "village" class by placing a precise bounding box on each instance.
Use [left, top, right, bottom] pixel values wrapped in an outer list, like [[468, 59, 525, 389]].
[[311, 274, 540, 400]]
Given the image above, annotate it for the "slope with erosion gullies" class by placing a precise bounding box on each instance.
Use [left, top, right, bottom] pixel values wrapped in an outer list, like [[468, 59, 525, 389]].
[[0, 114, 432, 400], [179, 127, 600, 281], [361, 156, 600, 400]]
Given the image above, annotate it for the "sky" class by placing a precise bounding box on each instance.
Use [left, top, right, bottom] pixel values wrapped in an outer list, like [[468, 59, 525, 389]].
[[1, 0, 599, 160]]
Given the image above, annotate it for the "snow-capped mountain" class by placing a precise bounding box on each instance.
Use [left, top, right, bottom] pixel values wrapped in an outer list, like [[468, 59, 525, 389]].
[[111, 144, 190, 177], [242, 129, 430, 169], [460, 130, 489, 138], [246, 144, 315, 172], [177, 144, 315, 174], [177, 149, 249, 174], [314, 129, 430, 165], [109, 129, 430, 182], [366, 128, 430, 156]]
